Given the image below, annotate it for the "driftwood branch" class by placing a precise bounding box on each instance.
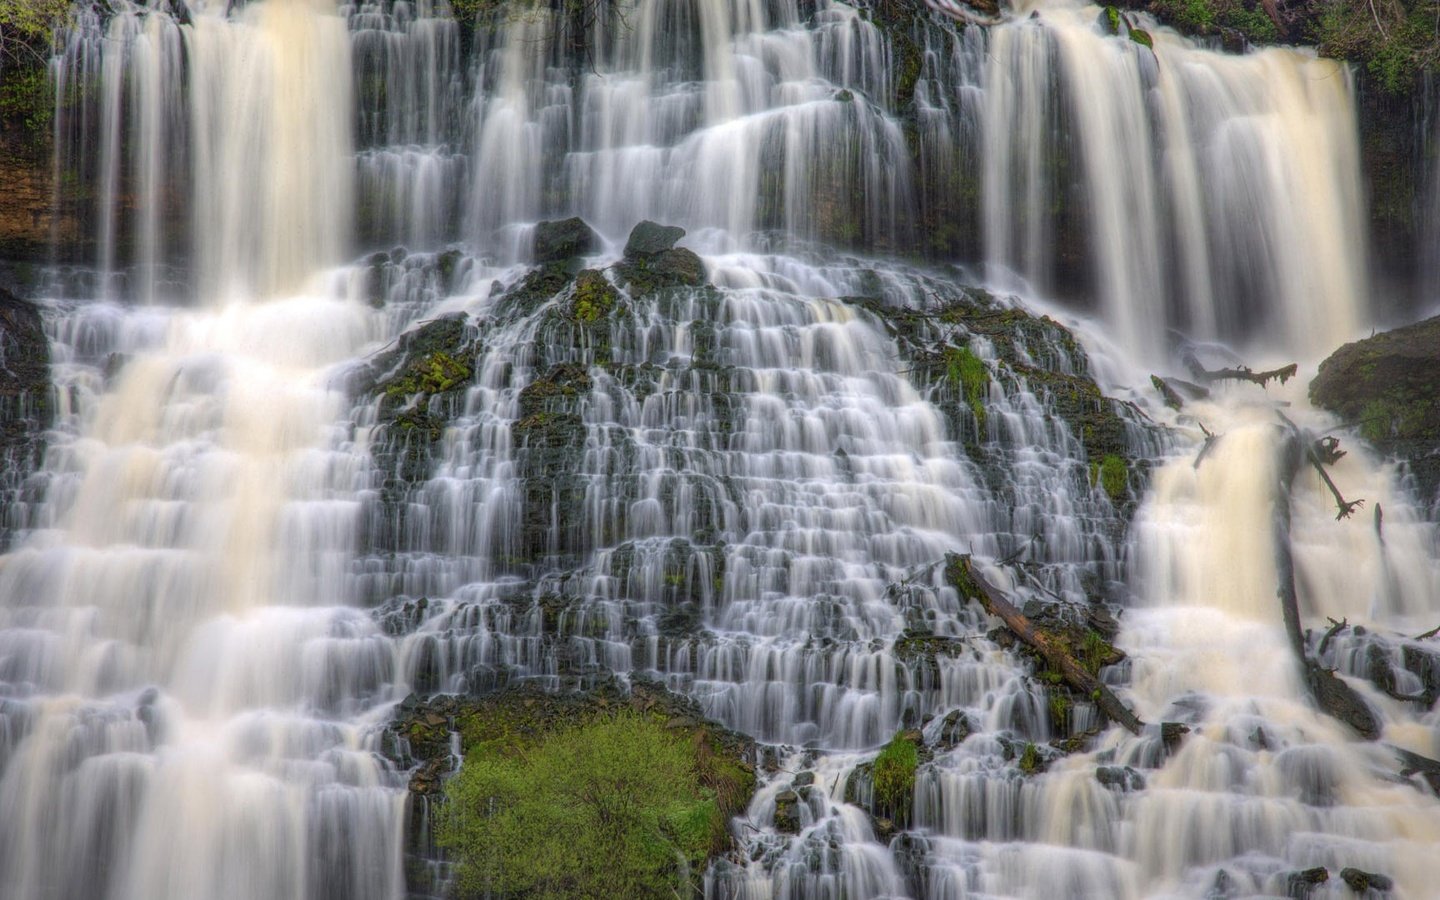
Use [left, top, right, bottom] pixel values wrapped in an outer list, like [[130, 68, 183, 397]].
[[1274, 425, 1382, 739], [1184, 353, 1298, 388], [946, 554, 1145, 735], [1318, 617, 1349, 658], [1303, 434, 1365, 520], [1415, 623, 1440, 641]]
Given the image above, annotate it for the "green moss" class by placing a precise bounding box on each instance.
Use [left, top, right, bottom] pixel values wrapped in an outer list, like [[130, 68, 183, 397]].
[[1129, 28, 1154, 49], [1093, 454, 1128, 504], [1104, 6, 1122, 33], [441, 706, 750, 899], [871, 731, 920, 813], [1018, 742, 1042, 774], [570, 269, 618, 323], [1048, 690, 1072, 728], [385, 351, 471, 399]]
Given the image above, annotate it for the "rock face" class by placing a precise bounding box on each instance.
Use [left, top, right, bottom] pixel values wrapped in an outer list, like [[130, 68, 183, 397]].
[[1310, 315, 1440, 507], [0, 288, 51, 548]]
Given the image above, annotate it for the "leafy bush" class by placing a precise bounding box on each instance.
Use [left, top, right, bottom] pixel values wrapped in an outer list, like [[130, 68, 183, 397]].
[[439, 710, 735, 899]]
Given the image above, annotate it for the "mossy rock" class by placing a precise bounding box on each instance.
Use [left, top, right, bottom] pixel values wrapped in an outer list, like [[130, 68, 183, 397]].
[[615, 248, 708, 294], [394, 680, 755, 898], [567, 269, 620, 323], [1311, 315, 1440, 504], [623, 220, 686, 257], [534, 216, 600, 264]]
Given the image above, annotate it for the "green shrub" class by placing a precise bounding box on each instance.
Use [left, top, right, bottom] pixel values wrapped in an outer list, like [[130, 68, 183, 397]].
[[439, 710, 731, 899]]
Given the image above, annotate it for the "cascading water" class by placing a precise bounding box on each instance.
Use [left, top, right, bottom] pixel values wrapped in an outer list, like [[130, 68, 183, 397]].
[[4, 0, 1439, 898]]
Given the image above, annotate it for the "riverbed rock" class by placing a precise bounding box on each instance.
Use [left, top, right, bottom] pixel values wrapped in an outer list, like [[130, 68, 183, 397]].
[[623, 220, 686, 257], [533, 216, 600, 264], [1310, 316, 1440, 508]]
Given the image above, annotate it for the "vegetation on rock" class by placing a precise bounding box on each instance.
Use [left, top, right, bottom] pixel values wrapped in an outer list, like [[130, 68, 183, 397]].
[[1311, 315, 1440, 505], [871, 730, 921, 819], [429, 684, 755, 900]]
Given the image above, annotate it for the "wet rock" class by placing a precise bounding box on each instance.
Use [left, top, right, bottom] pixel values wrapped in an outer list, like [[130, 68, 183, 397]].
[[1305, 663, 1381, 740], [933, 709, 974, 751], [1161, 721, 1191, 755], [533, 216, 600, 264], [615, 246, 707, 293], [773, 789, 802, 834], [623, 220, 686, 257], [1401, 644, 1440, 707], [792, 771, 815, 787], [1284, 866, 1329, 898], [1339, 867, 1393, 893], [1095, 765, 1146, 791], [1311, 315, 1440, 506], [566, 269, 620, 322]]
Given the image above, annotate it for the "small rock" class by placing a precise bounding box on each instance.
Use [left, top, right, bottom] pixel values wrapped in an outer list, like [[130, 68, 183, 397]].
[[792, 771, 815, 787], [1340, 868, 1393, 893], [1284, 866, 1328, 898], [773, 789, 801, 834], [1095, 765, 1146, 791], [624, 220, 686, 257], [1161, 721, 1190, 755]]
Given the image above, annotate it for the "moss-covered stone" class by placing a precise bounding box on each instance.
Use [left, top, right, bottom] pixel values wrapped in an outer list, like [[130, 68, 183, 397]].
[[534, 216, 600, 264], [1311, 316, 1440, 505], [568, 269, 620, 323], [386, 680, 756, 899], [623, 220, 686, 257]]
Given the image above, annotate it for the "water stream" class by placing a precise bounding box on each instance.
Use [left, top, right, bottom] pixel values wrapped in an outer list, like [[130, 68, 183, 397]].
[[2, 0, 1438, 897]]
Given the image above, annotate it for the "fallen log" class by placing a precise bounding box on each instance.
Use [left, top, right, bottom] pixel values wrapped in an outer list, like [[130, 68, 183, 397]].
[[945, 553, 1145, 735], [1274, 425, 1382, 739], [1184, 353, 1298, 388]]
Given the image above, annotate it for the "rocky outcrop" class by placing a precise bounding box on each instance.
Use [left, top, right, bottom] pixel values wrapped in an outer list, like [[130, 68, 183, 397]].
[[1310, 315, 1440, 508], [0, 288, 50, 548]]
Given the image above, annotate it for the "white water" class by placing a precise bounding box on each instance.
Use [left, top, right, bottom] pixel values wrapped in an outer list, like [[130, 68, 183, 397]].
[[5, 0, 1440, 898]]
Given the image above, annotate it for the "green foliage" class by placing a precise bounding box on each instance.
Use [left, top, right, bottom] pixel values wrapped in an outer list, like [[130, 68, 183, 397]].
[[1092, 454, 1127, 503], [0, 62, 50, 133], [1104, 5, 1123, 34], [1129, 28, 1154, 48], [871, 731, 919, 812], [944, 346, 989, 429], [440, 711, 730, 899], [0, 0, 69, 48], [1158, 0, 1216, 33], [1018, 742, 1042, 773]]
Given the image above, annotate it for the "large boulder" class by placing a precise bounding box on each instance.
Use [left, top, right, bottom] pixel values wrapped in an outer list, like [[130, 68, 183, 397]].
[[533, 216, 600, 264], [1310, 315, 1440, 507]]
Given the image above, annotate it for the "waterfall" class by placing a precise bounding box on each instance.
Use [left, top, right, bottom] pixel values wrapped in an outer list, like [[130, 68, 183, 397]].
[[4, 0, 1439, 897]]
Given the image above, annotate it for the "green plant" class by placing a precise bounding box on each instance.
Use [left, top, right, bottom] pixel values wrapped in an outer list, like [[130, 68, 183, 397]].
[[1092, 454, 1127, 503], [440, 710, 731, 899], [871, 731, 919, 812], [0, 0, 69, 64], [944, 346, 989, 429]]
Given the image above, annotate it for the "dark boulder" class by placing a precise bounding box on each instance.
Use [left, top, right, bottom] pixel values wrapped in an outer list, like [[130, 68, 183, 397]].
[[1340, 867, 1393, 893], [623, 220, 686, 257], [1311, 316, 1440, 507], [533, 216, 600, 264]]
